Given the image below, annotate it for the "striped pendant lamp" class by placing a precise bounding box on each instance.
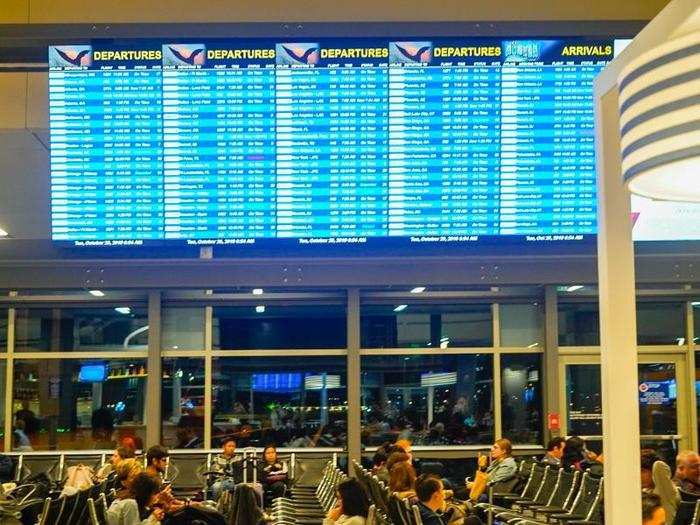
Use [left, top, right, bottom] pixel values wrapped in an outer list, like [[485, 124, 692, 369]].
[[618, 30, 700, 202]]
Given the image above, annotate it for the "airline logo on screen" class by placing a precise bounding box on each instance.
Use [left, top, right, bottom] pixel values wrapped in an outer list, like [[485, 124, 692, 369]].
[[390, 41, 433, 63], [276, 43, 320, 65], [50, 45, 92, 68], [162, 44, 207, 66]]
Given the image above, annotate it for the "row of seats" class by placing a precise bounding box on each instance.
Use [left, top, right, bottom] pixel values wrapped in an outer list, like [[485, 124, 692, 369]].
[[352, 460, 419, 525], [270, 461, 347, 525]]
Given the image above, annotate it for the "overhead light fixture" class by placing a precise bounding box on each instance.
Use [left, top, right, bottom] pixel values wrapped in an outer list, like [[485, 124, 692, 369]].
[[255, 305, 266, 313], [618, 31, 700, 202], [89, 290, 105, 297], [114, 307, 131, 315], [692, 302, 700, 307], [252, 288, 264, 295], [410, 286, 426, 294], [566, 285, 584, 292], [394, 304, 408, 312], [0, 227, 7, 237]]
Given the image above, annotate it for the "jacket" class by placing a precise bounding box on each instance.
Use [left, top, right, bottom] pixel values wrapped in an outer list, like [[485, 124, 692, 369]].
[[486, 456, 518, 485], [106, 498, 158, 525], [416, 502, 446, 525]]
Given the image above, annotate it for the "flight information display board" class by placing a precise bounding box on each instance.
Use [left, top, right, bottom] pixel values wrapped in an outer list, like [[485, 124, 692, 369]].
[[49, 37, 618, 249]]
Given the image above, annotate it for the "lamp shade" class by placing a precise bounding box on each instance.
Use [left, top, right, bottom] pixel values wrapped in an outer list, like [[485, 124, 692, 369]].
[[617, 31, 700, 202]]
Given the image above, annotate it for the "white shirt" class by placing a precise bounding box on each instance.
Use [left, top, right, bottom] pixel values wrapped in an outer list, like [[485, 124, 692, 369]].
[[106, 498, 158, 525]]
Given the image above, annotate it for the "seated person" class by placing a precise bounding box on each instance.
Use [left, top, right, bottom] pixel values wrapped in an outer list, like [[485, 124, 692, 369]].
[[641, 449, 679, 524], [642, 493, 666, 525], [144, 445, 185, 513], [324, 478, 369, 525], [542, 437, 566, 467], [389, 461, 417, 499], [258, 445, 289, 507], [466, 438, 517, 497], [106, 472, 165, 525], [415, 474, 447, 525], [97, 446, 136, 481], [371, 449, 389, 484], [210, 437, 244, 500], [673, 450, 700, 496]]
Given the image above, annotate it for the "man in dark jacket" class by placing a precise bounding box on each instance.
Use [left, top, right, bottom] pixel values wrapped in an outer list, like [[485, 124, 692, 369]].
[[416, 474, 447, 525]]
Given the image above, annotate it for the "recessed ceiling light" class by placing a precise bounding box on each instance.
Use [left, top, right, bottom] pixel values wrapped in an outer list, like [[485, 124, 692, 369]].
[[410, 286, 426, 294], [89, 290, 105, 297], [566, 285, 584, 292], [394, 304, 408, 312], [114, 307, 131, 315], [252, 288, 264, 295], [255, 305, 266, 313]]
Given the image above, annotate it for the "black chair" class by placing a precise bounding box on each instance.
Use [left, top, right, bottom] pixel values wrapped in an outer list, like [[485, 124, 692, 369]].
[[497, 466, 559, 522], [681, 489, 700, 502], [68, 486, 93, 525], [673, 500, 700, 525], [88, 494, 108, 525], [168, 453, 208, 498], [38, 496, 66, 525], [529, 468, 581, 520], [548, 472, 604, 524]]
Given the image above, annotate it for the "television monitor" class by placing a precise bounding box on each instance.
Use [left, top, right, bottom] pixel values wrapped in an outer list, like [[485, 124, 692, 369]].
[[48, 34, 700, 253], [79, 364, 107, 382]]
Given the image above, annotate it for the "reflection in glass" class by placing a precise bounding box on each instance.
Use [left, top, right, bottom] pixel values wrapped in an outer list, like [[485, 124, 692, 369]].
[[162, 308, 205, 350], [360, 354, 494, 446], [14, 308, 148, 352], [0, 309, 6, 351], [500, 303, 544, 347], [636, 303, 685, 345], [213, 306, 346, 350], [211, 357, 347, 447], [501, 354, 542, 444], [13, 359, 147, 450], [162, 358, 205, 449], [566, 364, 602, 436], [361, 305, 492, 348], [558, 303, 600, 346]]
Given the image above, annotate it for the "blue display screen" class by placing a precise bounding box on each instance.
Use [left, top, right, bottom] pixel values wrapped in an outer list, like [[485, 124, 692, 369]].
[[251, 372, 302, 392], [48, 37, 618, 249], [78, 364, 107, 382]]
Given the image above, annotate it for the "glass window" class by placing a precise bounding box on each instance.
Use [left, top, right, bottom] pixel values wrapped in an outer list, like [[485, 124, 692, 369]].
[[211, 356, 347, 447], [361, 304, 492, 348], [13, 359, 147, 450], [0, 309, 6, 352], [213, 305, 346, 350], [694, 302, 700, 344], [360, 354, 494, 446], [636, 302, 685, 345], [14, 307, 148, 352], [565, 364, 602, 436], [500, 303, 544, 348], [638, 363, 677, 435], [162, 308, 205, 350], [501, 354, 542, 444], [558, 303, 600, 346], [162, 358, 205, 449]]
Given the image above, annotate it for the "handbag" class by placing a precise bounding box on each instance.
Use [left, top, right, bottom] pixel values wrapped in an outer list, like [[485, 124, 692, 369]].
[[468, 469, 488, 502]]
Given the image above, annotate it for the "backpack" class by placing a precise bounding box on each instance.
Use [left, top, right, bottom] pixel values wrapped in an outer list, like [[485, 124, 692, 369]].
[[61, 464, 94, 495]]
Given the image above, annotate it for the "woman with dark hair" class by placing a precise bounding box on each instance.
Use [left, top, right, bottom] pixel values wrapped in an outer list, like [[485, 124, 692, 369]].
[[324, 478, 369, 525], [561, 436, 587, 470], [106, 472, 165, 525], [258, 445, 289, 507]]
